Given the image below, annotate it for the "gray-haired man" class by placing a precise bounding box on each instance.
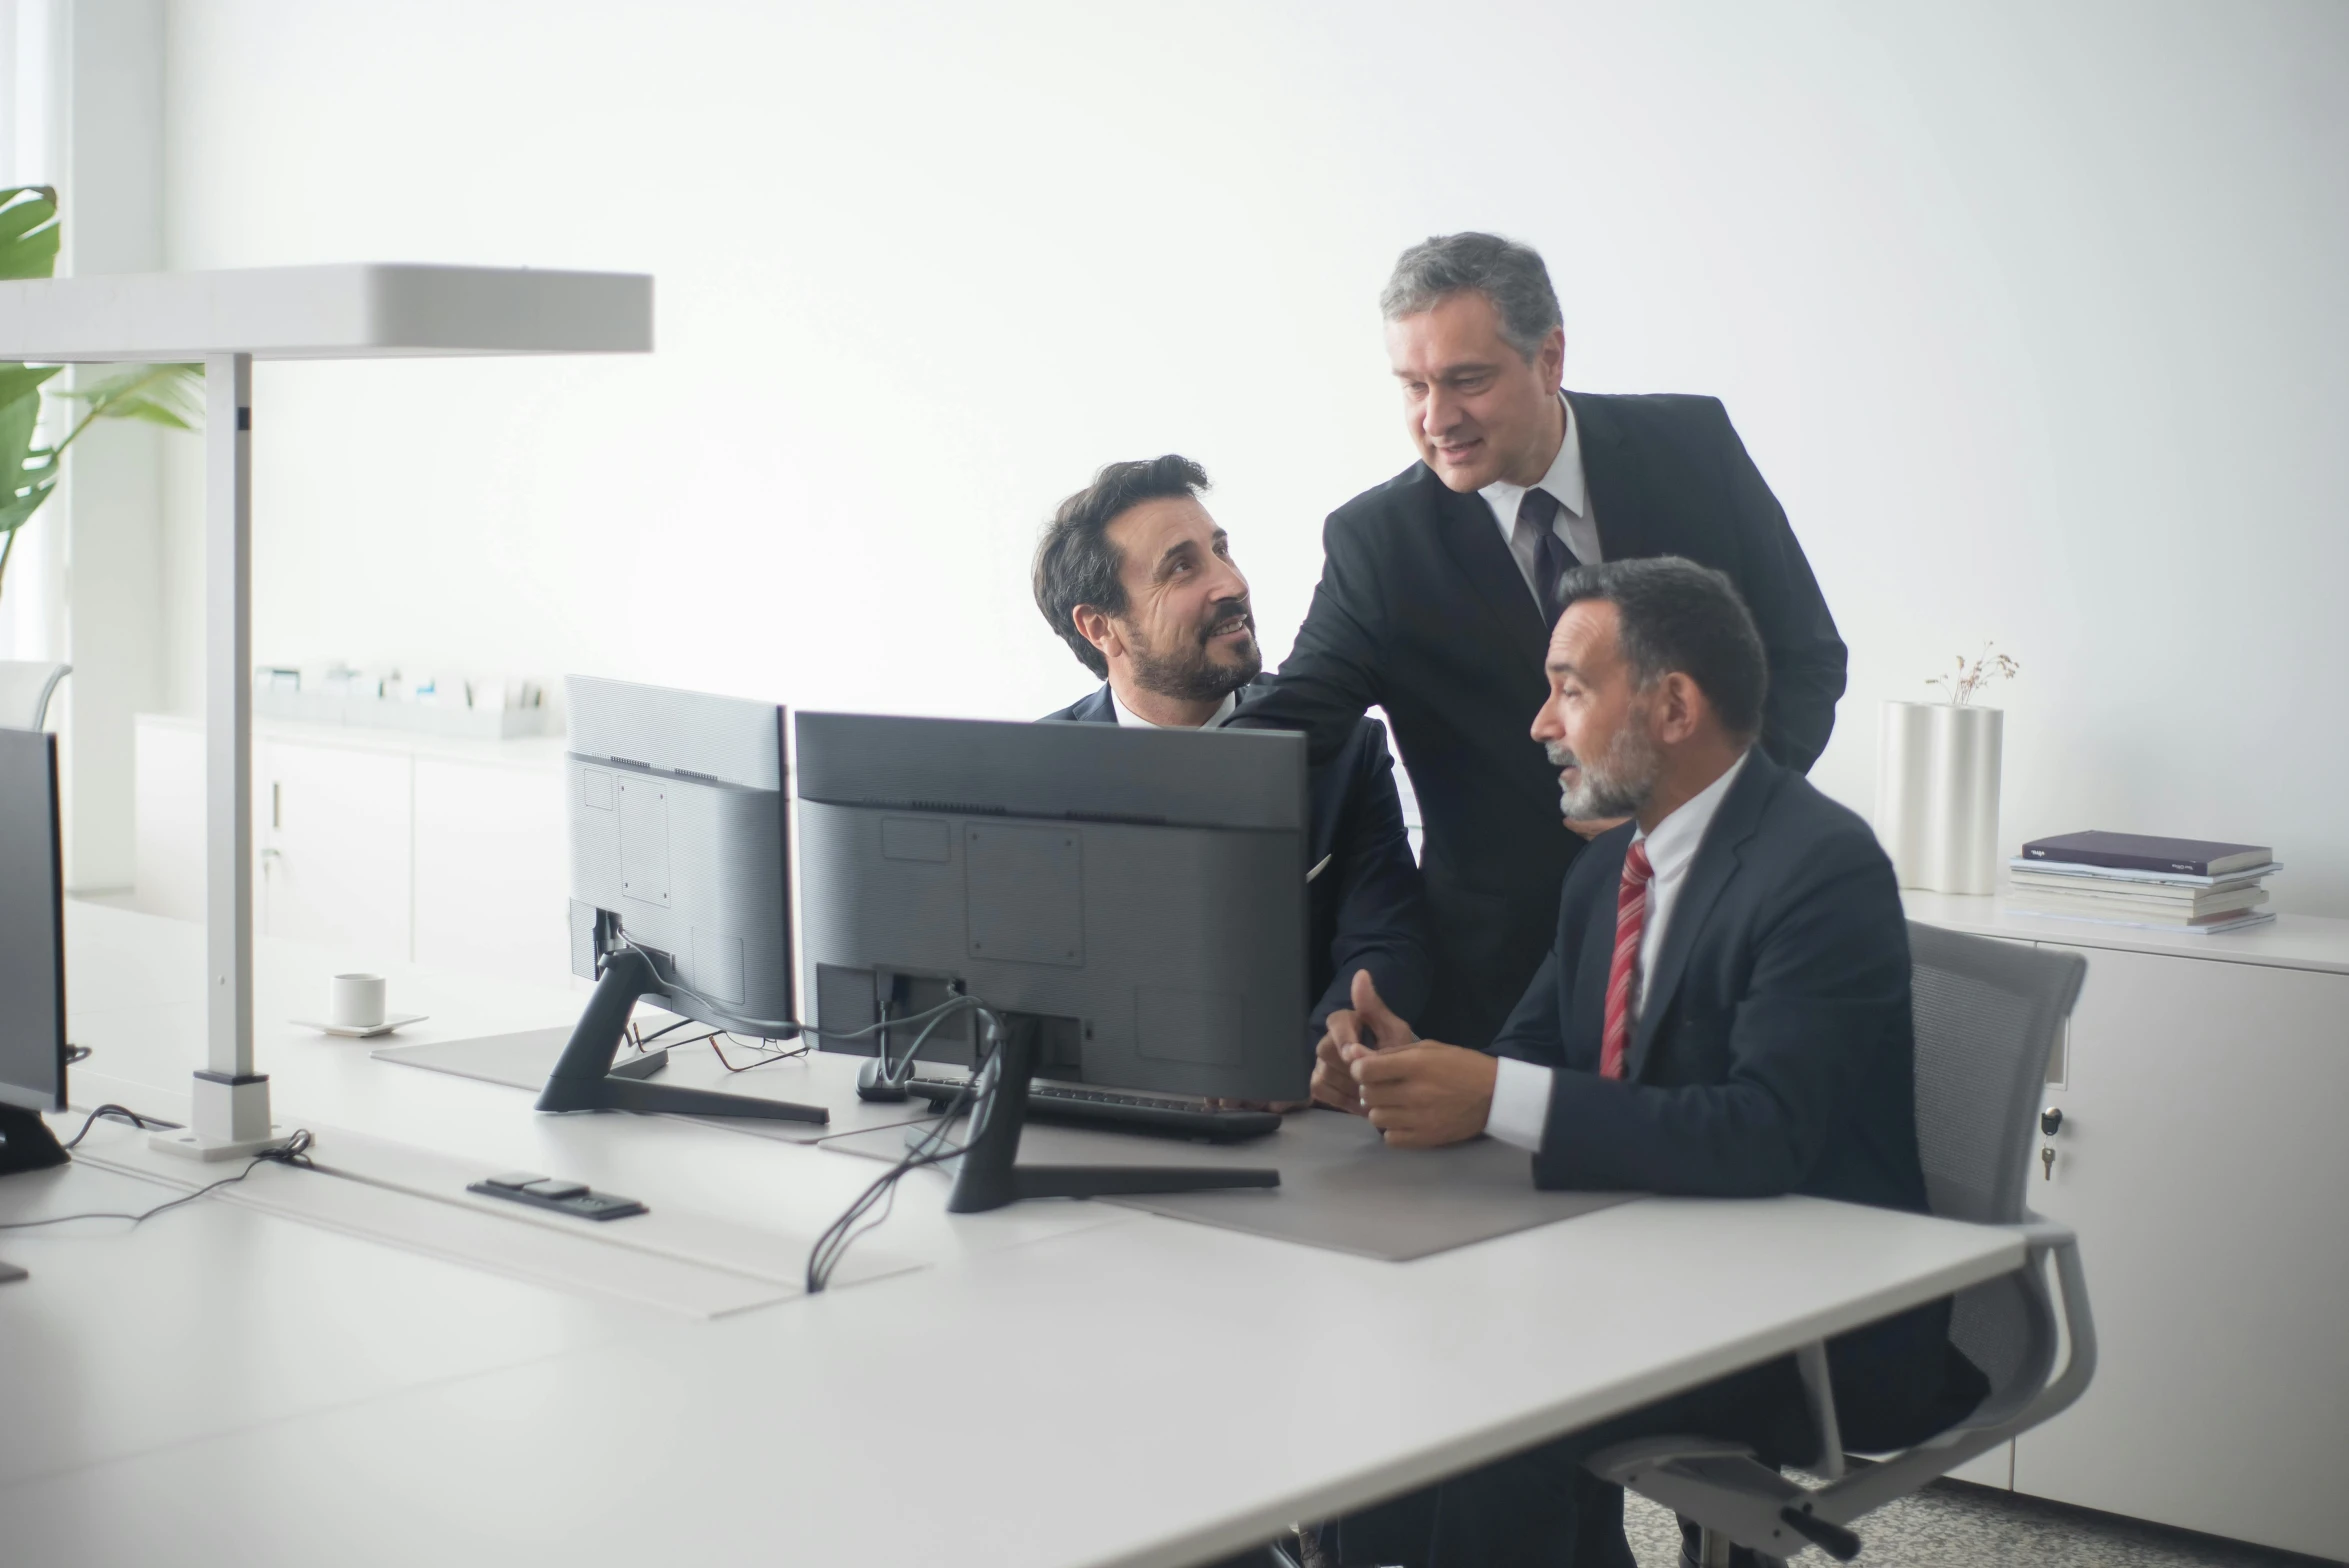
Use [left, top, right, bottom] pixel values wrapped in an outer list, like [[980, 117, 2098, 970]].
[[1234, 231, 1848, 1056]]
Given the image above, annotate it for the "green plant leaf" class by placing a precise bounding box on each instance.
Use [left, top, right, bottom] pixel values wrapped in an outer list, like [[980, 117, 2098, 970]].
[[0, 364, 62, 408], [62, 363, 205, 434], [0, 474, 56, 534], [0, 187, 60, 280], [0, 389, 58, 535]]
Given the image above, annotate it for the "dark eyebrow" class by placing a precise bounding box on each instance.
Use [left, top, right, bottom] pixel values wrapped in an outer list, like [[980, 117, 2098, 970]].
[[1396, 362, 1504, 383], [1545, 655, 1586, 680], [1153, 538, 1200, 581]]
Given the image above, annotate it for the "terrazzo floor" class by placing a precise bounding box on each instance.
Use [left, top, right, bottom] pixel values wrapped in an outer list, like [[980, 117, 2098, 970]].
[[1618, 1481, 2343, 1567]]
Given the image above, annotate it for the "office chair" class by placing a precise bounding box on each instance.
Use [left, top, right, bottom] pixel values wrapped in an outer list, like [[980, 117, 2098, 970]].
[[0, 660, 70, 731], [1587, 921, 2097, 1565]]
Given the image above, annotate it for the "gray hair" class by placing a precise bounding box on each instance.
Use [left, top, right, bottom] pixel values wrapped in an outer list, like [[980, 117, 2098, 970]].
[[1380, 232, 1563, 362]]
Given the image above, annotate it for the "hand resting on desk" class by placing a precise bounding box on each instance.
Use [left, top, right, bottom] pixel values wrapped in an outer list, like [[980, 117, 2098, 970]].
[[1310, 972, 1496, 1149]]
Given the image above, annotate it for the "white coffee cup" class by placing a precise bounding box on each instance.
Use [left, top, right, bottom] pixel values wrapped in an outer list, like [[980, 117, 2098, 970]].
[[331, 973, 387, 1030]]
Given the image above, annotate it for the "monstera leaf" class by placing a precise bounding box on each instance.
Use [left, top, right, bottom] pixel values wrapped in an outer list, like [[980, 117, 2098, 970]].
[[0, 186, 59, 280], [62, 363, 204, 431], [0, 187, 203, 600], [0, 383, 60, 536]]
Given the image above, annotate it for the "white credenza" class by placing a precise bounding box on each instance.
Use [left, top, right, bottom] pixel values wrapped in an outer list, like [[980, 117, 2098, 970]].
[[133, 713, 574, 988], [1905, 891, 2349, 1561]]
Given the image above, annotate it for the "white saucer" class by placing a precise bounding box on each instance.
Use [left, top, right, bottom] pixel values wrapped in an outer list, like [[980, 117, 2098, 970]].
[[292, 1013, 429, 1039]]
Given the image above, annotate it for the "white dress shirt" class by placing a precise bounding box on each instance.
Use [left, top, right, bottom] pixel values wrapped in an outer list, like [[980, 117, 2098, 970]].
[[1484, 749, 1753, 1153], [1478, 392, 1602, 605], [1109, 687, 1238, 730]]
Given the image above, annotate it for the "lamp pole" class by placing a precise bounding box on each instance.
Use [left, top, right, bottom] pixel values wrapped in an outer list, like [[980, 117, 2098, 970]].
[[154, 351, 273, 1158]]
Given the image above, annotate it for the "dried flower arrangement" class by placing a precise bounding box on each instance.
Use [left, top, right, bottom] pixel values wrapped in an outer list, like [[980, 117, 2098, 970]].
[[1926, 644, 2019, 706]]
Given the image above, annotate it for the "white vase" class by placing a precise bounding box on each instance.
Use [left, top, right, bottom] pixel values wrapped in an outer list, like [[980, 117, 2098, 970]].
[[1874, 700, 2003, 894]]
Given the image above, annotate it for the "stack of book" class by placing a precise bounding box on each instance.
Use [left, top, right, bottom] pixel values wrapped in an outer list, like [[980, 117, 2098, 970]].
[[2009, 831, 2279, 934]]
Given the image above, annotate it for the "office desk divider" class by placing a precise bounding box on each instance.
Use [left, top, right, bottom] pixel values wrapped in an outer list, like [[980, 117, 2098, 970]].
[[373, 1028, 939, 1145], [826, 1103, 1637, 1262], [63, 1118, 922, 1316]]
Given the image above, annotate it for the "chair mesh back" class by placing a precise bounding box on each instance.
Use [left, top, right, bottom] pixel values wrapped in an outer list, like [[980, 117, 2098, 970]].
[[1908, 922, 2086, 1420]]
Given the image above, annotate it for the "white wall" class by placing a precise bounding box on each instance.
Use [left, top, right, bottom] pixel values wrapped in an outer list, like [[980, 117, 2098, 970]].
[[58, 0, 167, 890], [153, 0, 2349, 910]]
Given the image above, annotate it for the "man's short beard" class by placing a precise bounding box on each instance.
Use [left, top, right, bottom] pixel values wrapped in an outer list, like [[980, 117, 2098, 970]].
[[1130, 638, 1261, 703], [1125, 600, 1262, 704], [1546, 711, 1660, 820]]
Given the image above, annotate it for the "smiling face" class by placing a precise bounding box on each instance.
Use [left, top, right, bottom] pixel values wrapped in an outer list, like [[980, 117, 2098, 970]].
[[1089, 495, 1260, 703], [1529, 599, 1661, 820], [1385, 290, 1566, 493]]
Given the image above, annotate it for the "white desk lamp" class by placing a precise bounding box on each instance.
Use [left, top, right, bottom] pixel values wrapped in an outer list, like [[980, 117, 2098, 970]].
[[0, 265, 654, 1157]]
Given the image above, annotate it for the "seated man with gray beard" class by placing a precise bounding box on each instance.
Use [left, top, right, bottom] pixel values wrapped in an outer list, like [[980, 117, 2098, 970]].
[[1033, 454, 1431, 1063], [1309, 557, 1987, 1568]]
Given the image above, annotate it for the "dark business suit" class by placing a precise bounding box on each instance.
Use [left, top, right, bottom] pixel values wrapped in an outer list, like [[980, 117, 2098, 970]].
[[1328, 752, 1986, 1568], [1236, 392, 1846, 1050], [1042, 682, 1432, 1044]]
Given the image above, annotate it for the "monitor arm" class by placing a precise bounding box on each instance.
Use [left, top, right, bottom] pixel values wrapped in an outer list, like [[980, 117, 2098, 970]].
[[943, 1015, 1278, 1212], [0, 1103, 69, 1177], [536, 948, 827, 1124]]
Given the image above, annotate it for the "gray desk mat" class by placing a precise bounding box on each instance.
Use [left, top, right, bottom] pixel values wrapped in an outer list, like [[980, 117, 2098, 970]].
[[825, 1107, 1637, 1261], [371, 1027, 934, 1145]]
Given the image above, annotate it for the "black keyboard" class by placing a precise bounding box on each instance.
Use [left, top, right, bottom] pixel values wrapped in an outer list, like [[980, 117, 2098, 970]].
[[904, 1078, 1281, 1143]]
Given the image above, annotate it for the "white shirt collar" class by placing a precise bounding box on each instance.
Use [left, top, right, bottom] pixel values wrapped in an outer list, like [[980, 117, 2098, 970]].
[[1479, 392, 1589, 524], [1109, 687, 1238, 730], [1632, 748, 1752, 884]]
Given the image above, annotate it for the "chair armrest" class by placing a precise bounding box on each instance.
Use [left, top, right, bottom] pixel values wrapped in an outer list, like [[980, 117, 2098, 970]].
[[1811, 1214, 2096, 1523]]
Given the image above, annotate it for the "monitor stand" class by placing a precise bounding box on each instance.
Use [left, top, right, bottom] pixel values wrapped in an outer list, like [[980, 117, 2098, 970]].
[[0, 1103, 68, 1178], [536, 949, 827, 1124], [945, 1019, 1279, 1213]]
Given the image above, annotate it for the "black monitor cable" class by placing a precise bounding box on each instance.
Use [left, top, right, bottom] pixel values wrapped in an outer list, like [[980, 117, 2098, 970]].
[[606, 932, 973, 1050], [0, 1128, 316, 1232], [62, 1104, 179, 1149], [707, 1032, 813, 1074], [805, 1006, 1001, 1295]]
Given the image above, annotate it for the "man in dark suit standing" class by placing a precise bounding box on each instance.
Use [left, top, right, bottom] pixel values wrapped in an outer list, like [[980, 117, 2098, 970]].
[[1032, 454, 1431, 1058], [1309, 558, 1981, 1568], [1238, 232, 1846, 1051]]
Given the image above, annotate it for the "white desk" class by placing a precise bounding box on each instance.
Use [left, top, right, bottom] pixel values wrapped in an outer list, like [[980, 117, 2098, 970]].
[[2, 904, 2027, 1567]]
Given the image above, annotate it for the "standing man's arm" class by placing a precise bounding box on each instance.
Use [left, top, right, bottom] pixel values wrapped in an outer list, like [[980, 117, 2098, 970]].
[[1705, 400, 1847, 773], [1311, 722, 1433, 1047], [1231, 516, 1386, 767]]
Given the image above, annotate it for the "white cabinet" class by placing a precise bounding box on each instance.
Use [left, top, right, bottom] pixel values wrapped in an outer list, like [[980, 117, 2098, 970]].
[[259, 736, 412, 958], [133, 715, 572, 987], [413, 754, 569, 982], [1906, 891, 2349, 1560], [2016, 945, 2349, 1559]]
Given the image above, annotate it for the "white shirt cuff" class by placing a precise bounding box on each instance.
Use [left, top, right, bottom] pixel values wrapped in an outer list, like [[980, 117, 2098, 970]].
[[1484, 1056, 1553, 1153]]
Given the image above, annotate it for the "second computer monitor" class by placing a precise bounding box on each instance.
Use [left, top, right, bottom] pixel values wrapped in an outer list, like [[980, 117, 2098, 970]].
[[565, 675, 792, 1034], [793, 711, 1311, 1104]]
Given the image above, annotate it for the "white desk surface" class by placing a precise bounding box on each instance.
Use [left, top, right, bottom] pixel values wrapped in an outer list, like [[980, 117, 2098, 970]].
[[2, 904, 2026, 1567]]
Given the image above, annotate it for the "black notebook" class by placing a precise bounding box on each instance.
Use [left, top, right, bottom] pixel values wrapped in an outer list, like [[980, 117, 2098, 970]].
[[2020, 831, 2272, 878]]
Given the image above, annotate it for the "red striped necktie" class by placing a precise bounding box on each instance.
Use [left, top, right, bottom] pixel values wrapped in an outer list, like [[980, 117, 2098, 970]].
[[1600, 839, 1654, 1080]]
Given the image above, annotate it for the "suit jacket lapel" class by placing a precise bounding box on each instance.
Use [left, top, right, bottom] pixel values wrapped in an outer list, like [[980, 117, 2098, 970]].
[[1566, 392, 1651, 564], [1067, 685, 1117, 724], [1427, 472, 1548, 670], [1624, 754, 1779, 1082]]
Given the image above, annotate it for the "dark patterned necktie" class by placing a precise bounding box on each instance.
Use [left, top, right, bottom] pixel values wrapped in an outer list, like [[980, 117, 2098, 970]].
[[1601, 838, 1654, 1079], [1512, 487, 1574, 624]]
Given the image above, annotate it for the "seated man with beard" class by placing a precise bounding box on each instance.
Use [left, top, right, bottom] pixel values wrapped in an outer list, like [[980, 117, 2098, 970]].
[[1033, 454, 1431, 1061], [1310, 556, 1987, 1568]]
